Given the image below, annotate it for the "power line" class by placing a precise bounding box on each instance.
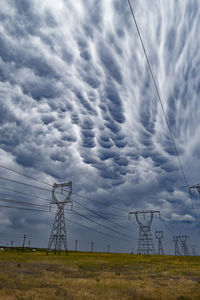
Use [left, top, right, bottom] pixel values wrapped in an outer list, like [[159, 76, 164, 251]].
[[159, 215, 175, 236], [0, 169, 174, 238], [0, 187, 127, 219], [0, 193, 135, 238], [0, 204, 133, 244], [0, 204, 48, 212], [0, 176, 154, 239], [0, 198, 49, 209], [0, 185, 131, 235], [0, 165, 52, 187], [67, 218, 133, 243], [127, 0, 198, 224], [0, 186, 51, 203], [72, 192, 129, 213], [0, 184, 127, 221], [0, 176, 53, 193], [0, 175, 70, 198], [72, 209, 134, 240], [0, 165, 129, 214], [74, 200, 131, 231]]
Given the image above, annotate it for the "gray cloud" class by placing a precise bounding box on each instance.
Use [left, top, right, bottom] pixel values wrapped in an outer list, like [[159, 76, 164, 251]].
[[0, 0, 199, 253]]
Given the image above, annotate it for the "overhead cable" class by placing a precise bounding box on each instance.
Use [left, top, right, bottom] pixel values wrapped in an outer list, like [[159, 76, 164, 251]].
[[72, 209, 134, 240], [127, 0, 198, 224], [74, 200, 131, 231], [0, 204, 133, 243], [0, 164, 129, 214]]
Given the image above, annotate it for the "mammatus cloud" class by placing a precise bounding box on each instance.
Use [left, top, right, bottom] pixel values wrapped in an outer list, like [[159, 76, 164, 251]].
[[0, 0, 200, 252]]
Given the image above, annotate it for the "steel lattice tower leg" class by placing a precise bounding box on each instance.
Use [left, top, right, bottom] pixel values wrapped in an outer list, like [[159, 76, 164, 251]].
[[47, 204, 68, 254], [173, 236, 180, 256], [179, 236, 189, 256], [155, 231, 164, 255], [137, 225, 155, 254]]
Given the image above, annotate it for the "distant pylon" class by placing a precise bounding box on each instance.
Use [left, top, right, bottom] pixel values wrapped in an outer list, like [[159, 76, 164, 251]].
[[155, 231, 164, 255], [22, 234, 27, 251], [191, 245, 196, 256], [129, 210, 160, 255], [91, 241, 93, 253], [47, 181, 72, 255], [75, 240, 77, 252], [178, 236, 189, 256], [173, 236, 180, 256]]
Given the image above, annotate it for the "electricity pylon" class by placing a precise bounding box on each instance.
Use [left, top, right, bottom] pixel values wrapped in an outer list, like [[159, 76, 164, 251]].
[[173, 236, 189, 256], [191, 245, 196, 256], [155, 231, 164, 255], [47, 181, 72, 255], [173, 236, 180, 256], [75, 240, 77, 252], [129, 210, 160, 255], [22, 234, 27, 251], [178, 236, 189, 256], [91, 241, 93, 253]]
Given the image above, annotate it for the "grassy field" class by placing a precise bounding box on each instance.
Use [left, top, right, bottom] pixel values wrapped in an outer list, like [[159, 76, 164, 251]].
[[0, 250, 199, 299]]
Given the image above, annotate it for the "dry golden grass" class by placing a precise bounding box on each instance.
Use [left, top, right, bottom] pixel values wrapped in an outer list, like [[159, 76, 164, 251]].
[[0, 250, 199, 299]]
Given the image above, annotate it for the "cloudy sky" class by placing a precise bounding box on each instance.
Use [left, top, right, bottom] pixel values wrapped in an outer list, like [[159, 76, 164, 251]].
[[0, 0, 200, 254]]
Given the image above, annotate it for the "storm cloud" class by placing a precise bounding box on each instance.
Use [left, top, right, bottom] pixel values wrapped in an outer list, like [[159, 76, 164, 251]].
[[0, 0, 200, 253]]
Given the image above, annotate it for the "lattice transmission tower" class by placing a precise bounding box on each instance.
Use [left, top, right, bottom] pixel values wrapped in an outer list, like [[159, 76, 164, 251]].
[[191, 245, 197, 256], [47, 181, 72, 255], [173, 236, 189, 256], [179, 236, 189, 256], [129, 210, 160, 255], [155, 231, 164, 255]]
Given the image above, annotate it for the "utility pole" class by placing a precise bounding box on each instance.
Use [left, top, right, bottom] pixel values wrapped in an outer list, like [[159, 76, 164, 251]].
[[155, 231, 164, 255], [47, 181, 72, 255], [129, 210, 160, 255], [22, 234, 27, 251], [75, 240, 77, 252], [107, 245, 110, 254], [91, 241, 93, 253], [173, 236, 180, 256], [28, 241, 31, 248], [10, 241, 13, 248]]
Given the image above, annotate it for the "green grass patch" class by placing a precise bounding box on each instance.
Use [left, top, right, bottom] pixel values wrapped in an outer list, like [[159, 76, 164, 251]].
[[0, 250, 199, 299]]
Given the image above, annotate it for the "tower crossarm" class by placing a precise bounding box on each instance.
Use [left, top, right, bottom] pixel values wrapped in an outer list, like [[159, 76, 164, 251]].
[[189, 184, 200, 194], [178, 235, 189, 242], [135, 212, 153, 227], [155, 230, 163, 239], [129, 210, 160, 225], [129, 210, 160, 215], [51, 181, 72, 205]]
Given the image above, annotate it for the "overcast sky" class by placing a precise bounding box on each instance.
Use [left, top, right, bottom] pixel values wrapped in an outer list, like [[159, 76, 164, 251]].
[[0, 0, 200, 254]]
